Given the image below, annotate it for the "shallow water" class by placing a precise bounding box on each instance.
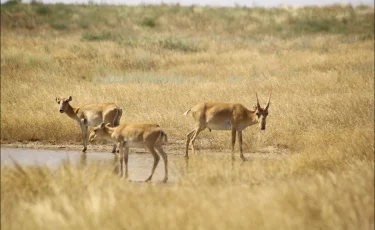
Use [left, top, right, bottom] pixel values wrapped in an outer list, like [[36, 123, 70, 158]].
[[1, 148, 180, 182]]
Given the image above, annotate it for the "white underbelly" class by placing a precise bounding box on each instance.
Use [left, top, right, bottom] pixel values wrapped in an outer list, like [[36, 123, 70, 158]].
[[85, 112, 103, 127], [87, 119, 103, 127], [76, 119, 102, 127], [124, 141, 145, 148], [207, 120, 232, 130]]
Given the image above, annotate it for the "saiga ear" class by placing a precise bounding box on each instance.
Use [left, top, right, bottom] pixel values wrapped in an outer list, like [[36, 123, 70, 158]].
[[105, 123, 111, 128], [255, 93, 261, 109], [56, 97, 60, 104], [100, 122, 106, 128], [68, 96, 72, 102]]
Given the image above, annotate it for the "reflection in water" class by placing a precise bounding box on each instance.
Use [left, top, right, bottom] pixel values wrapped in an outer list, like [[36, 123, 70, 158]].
[[79, 153, 87, 167], [113, 154, 120, 176], [184, 157, 189, 173], [79, 152, 121, 176]]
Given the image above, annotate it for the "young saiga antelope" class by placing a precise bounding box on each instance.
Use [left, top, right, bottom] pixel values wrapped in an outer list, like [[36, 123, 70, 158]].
[[56, 96, 122, 153], [89, 123, 169, 183], [184, 93, 271, 161]]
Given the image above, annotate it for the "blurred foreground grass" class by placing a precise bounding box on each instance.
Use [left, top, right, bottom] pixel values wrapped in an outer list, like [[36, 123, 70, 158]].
[[1, 153, 373, 230]]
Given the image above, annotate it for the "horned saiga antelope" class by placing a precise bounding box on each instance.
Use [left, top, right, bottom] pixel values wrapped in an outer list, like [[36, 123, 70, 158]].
[[89, 123, 169, 183], [55, 96, 122, 153], [184, 93, 271, 161]]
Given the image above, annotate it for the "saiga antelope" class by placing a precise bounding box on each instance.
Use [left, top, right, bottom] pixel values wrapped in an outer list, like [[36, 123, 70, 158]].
[[183, 93, 271, 161], [89, 123, 169, 182], [55, 96, 122, 153]]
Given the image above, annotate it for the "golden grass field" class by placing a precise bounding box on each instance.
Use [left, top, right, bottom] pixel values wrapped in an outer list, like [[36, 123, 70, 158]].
[[1, 2, 374, 230]]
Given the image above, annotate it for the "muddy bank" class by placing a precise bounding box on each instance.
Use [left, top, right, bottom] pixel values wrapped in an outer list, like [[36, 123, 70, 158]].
[[1, 140, 290, 160], [0, 140, 184, 154]]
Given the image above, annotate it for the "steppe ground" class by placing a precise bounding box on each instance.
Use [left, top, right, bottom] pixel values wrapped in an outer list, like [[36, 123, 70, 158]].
[[1, 2, 374, 230]]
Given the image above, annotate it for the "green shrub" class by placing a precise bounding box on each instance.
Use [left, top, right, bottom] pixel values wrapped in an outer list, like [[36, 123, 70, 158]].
[[35, 5, 51, 15], [50, 22, 68, 30], [291, 18, 346, 33], [140, 17, 157, 28]]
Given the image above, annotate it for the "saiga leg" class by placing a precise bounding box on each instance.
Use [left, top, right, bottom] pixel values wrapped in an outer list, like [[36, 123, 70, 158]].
[[111, 144, 118, 154], [238, 130, 247, 161], [185, 129, 196, 158], [190, 127, 204, 155], [80, 123, 88, 153], [145, 145, 160, 182], [155, 145, 168, 183], [231, 128, 236, 160], [103, 115, 119, 154]]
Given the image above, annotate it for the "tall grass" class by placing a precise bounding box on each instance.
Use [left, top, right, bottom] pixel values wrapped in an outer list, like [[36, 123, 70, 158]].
[[1, 3, 374, 230]]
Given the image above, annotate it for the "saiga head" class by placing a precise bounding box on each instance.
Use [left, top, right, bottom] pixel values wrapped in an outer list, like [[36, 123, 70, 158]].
[[255, 92, 271, 130], [89, 122, 111, 142], [55, 96, 72, 113]]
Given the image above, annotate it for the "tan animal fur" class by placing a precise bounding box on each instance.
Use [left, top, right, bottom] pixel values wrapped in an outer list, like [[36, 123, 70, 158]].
[[89, 123, 168, 182], [184, 93, 271, 161], [55, 96, 122, 153]]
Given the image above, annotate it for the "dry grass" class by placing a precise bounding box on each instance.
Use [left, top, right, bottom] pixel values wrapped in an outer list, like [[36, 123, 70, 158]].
[[1, 3, 374, 230], [1, 33, 373, 151]]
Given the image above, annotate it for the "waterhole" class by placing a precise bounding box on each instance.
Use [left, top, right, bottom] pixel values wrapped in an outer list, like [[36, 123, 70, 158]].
[[1, 147, 182, 183]]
